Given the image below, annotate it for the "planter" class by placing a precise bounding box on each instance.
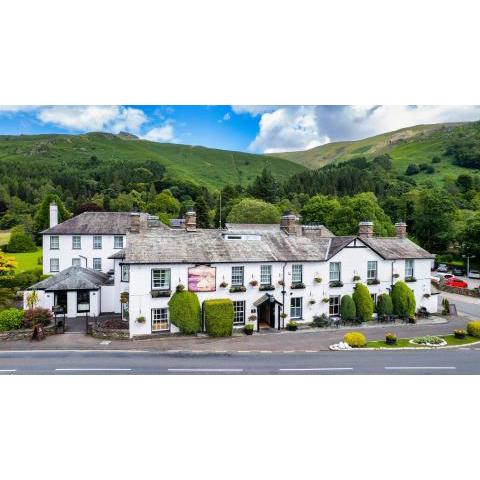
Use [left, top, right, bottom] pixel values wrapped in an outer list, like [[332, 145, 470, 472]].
[[353, 276, 361, 282], [405, 277, 417, 283], [151, 290, 171, 298], [244, 327, 254, 335], [229, 286, 247, 293], [286, 322, 298, 331], [249, 280, 258, 287], [386, 339, 397, 345], [259, 284, 275, 291], [314, 277, 322, 284], [136, 316, 146, 324], [367, 279, 380, 285], [329, 281, 343, 288], [290, 282, 305, 289], [454, 329, 466, 339]]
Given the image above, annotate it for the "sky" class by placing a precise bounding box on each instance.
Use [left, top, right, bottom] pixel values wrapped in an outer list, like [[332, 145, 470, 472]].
[[1, 105, 480, 154]]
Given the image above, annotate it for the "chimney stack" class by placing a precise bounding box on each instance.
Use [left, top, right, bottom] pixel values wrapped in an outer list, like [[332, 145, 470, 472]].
[[358, 221, 374, 238], [395, 221, 407, 239], [49, 202, 58, 228], [185, 211, 196, 232], [130, 212, 140, 233], [280, 211, 298, 235]]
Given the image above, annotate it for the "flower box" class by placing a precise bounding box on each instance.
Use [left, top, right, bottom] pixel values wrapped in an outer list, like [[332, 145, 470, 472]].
[[367, 278, 380, 285], [259, 284, 275, 291], [229, 286, 247, 293], [150, 290, 171, 298], [329, 281, 343, 288], [290, 282, 305, 289], [405, 276, 417, 283]]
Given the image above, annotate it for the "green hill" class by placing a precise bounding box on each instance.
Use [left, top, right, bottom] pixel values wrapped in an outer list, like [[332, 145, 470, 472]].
[[272, 122, 480, 186], [0, 132, 305, 191]]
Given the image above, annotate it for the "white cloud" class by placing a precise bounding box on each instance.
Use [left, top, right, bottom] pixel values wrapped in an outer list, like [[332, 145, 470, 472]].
[[245, 105, 480, 153], [36, 105, 148, 133], [142, 124, 176, 143], [223, 112, 231, 121], [231, 105, 278, 116], [0, 105, 40, 113]]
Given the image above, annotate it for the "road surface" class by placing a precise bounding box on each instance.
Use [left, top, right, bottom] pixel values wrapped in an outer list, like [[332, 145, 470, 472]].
[[0, 349, 479, 374]]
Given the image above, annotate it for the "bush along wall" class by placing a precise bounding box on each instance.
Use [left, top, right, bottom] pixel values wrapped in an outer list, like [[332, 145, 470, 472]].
[[391, 281, 416, 319], [204, 299, 234, 337], [376, 293, 393, 319], [340, 295, 356, 322], [168, 290, 201, 334], [352, 283, 373, 322]]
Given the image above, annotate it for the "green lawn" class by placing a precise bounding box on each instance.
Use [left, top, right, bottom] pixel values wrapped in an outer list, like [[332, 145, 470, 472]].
[[366, 334, 479, 349], [8, 248, 43, 272], [0, 230, 10, 247]]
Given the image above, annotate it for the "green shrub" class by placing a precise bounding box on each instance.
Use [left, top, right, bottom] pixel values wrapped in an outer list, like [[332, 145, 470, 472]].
[[286, 321, 298, 331], [352, 283, 373, 322], [0, 308, 24, 331], [376, 293, 393, 318], [22, 307, 52, 328], [467, 321, 480, 338], [312, 314, 329, 328], [168, 290, 201, 334], [441, 298, 450, 315], [343, 331, 366, 348], [4, 227, 37, 253], [204, 299, 234, 337], [340, 295, 356, 322], [392, 281, 416, 319], [412, 335, 444, 345], [244, 324, 254, 335], [454, 329, 466, 339], [385, 332, 397, 344]]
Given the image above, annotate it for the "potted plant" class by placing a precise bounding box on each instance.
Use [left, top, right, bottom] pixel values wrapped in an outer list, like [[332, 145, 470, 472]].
[[286, 321, 298, 331], [244, 324, 254, 335], [136, 315, 146, 324], [249, 279, 258, 287], [322, 297, 329, 303], [280, 312, 288, 320], [309, 299, 316, 305], [278, 279, 285, 286], [314, 277, 322, 284], [454, 329, 466, 339], [353, 275, 361, 282], [219, 281, 228, 288], [248, 314, 257, 322], [385, 332, 397, 345], [423, 293, 430, 298], [393, 273, 400, 278], [176, 283, 185, 292]]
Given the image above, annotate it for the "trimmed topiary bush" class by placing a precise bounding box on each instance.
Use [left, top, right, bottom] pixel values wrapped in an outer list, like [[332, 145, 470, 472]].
[[376, 293, 393, 319], [22, 307, 52, 328], [0, 308, 24, 331], [168, 290, 201, 334], [391, 281, 416, 319], [352, 283, 373, 322], [343, 331, 366, 348], [467, 321, 480, 338], [340, 295, 356, 322], [204, 299, 234, 337]]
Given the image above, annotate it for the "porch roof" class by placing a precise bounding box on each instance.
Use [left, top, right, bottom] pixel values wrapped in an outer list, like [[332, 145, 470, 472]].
[[28, 266, 112, 291]]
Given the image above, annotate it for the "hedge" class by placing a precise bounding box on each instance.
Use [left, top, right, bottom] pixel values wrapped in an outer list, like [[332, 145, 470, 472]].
[[392, 281, 416, 319], [204, 299, 234, 337], [0, 308, 24, 332], [168, 290, 201, 334], [467, 321, 480, 338], [352, 283, 373, 322], [340, 295, 356, 322], [376, 293, 393, 318]]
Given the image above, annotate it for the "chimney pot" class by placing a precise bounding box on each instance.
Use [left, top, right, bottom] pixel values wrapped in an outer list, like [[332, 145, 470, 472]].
[[358, 221, 374, 238], [281, 212, 298, 235], [395, 222, 407, 239], [130, 212, 140, 233], [185, 210, 196, 232], [49, 202, 58, 228]]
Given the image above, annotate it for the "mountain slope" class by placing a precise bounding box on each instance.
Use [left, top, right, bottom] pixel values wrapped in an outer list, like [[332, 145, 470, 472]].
[[0, 132, 306, 190]]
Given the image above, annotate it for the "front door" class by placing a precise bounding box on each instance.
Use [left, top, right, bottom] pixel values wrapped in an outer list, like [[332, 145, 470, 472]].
[[54, 291, 67, 314], [257, 301, 275, 328]]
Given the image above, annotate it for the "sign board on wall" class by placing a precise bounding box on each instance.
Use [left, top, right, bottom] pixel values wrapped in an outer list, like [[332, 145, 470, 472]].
[[188, 265, 216, 292]]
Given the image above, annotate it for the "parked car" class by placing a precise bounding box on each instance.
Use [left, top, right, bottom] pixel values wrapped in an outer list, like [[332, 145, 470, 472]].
[[436, 264, 449, 273], [452, 268, 465, 276], [445, 277, 468, 288], [468, 270, 480, 279]]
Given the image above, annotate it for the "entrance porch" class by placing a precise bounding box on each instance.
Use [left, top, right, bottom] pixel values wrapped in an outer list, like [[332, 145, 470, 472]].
[[253, 293, 283, 331]]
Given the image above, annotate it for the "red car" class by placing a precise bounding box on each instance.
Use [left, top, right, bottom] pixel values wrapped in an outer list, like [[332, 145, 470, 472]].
[[445, 277, 468, 288]]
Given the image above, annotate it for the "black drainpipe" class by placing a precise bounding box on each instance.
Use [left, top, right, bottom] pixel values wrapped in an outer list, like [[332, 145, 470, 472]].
[[281, 262, 287, 329]]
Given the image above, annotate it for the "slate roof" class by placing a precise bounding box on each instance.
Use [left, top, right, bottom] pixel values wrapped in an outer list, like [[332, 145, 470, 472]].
[[41, 212, 158, 235], [360, 237, 435, 260], [28, 266, 112, 291]]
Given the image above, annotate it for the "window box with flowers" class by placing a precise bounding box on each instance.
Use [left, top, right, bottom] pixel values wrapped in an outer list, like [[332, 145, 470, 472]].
[[367, 278, 380, 285], [329, 281, 344, 288], [259, 284, 275, 291], [291, 282, 306, 289], [151, 290, 171, 298], [229, 286, 247, 293], [405, 276, 417, 283]]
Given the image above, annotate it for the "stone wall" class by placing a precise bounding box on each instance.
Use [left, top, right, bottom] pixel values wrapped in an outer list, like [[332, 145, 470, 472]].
[[91, 326, 130, 340], [0, 324, 57, 341], [435, 282, 480, 298]]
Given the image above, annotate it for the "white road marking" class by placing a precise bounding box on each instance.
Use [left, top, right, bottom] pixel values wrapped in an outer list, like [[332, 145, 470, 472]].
[[384, 366, 456, 371], [237, 350, 250, 353], [99, 340, 111, 345], [0, 369, 16, 372], [167, 368, 243, 372], [304, 350, 318, 353], [283, 350, 295, 353], [55, 368, 132, 372], [259, 350, 272, 353], [279, 367, 353, 372]]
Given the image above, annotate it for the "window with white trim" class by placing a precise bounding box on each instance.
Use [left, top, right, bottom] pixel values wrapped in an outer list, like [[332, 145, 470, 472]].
[[50, 258, 59, 272], [152, 269, 171, 290], [329, 262, 341, 282], [72, 235, 81, 249], [50, 236, 59, 250], [370, 293, 377, 306], [151, 308, 169, 332], [72, 258, 81, 267], [77, 291, 90, 313], [405, 259, 414, 278], [233, 300, 246, 325], [367, 260, 378, 280], [93, 235, 102, 249], [121, 264, 130, 282], [114, 236, 124, 249], [93, 258, 102, 271], [292, 264, 303, 283], [290, 297, 302, 319], [329, 295, 340, 315], [231, 266, 244, 286], [260, 265, 272, 285]]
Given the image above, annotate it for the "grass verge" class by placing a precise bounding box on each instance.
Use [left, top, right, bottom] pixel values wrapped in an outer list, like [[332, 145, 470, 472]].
[[366, 334, 479, 349]]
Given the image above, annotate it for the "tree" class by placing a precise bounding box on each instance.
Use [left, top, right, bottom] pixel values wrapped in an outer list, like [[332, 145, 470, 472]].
[[168, 290, 201, 334], [0, 251, 17, 277], [456, 174, 474, 192], [147, 189, 180, 218], [301, 194, 341, 226], [376, 293, 393, 319], [352, 283, 374, 322], [248, 166, 281, 203], [391, 281, 416, 319], [5, 226, 36, 253], [194, 195, 211, 228], [373, 154, 392, 171], [33, 193, 71, 235], [226, 198, 281, 224], [459, 212, 480, 259], [340, 295, 356, 322], [405, 164, 420, 175]]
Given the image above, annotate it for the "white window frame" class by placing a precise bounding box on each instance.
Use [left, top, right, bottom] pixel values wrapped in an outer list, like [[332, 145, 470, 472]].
[[292, 264, 303, 283], [152, 268, 171, 290], [329, 262, 341, 282], [405, 259, 414, 278], [50, 236, 59, 250], [290, 297, 303, 319], [114, 235, 124, 249], [231, 266, 244, 286], [121, 264, 130, 282], [367, 260, 378, 280], [93, 235, 102, 249], [92, 258, 102, 271], [72, 258, 81, 267], [260, 265, 272, 285], [50, 258, 59, 272], [77, 291, 90, 313], [329, 295, 340, 315], [72, 235, 81, 249], [151, 308, 169, 332], [233, 300, 246, 325], [371, 293, 377, 306]]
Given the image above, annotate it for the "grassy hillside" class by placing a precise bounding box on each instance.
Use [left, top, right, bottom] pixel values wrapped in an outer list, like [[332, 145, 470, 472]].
[[0, 132, 305, 190], [272, 122, 480, 186]]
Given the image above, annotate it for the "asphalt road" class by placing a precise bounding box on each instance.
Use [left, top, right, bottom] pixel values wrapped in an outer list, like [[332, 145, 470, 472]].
[[0, 349, 479, 374]]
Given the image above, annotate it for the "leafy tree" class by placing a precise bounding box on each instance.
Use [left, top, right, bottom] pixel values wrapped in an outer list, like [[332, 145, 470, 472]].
[[376, 293, 393, 319], [147, 189, 180, 218], [0, 251, 17, 277], [301, 194, 341, 226], [456, 174, 474, 192], [459, 212, 480, 259], [226, 198, 281, 224], [340, 295, 356, 322], [248, 166, 281, 203], [5, 226, 36, 253], [391, 281, 416, 319], [33, 193, 71, 235], [352, 283, 373, 322], [405, 164, 420, 176], [195, 195, 211, 228], [373, 154, 392, 171]]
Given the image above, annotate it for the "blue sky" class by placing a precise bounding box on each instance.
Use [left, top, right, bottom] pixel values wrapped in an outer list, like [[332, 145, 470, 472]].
[[1, 105, 479, 153]]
